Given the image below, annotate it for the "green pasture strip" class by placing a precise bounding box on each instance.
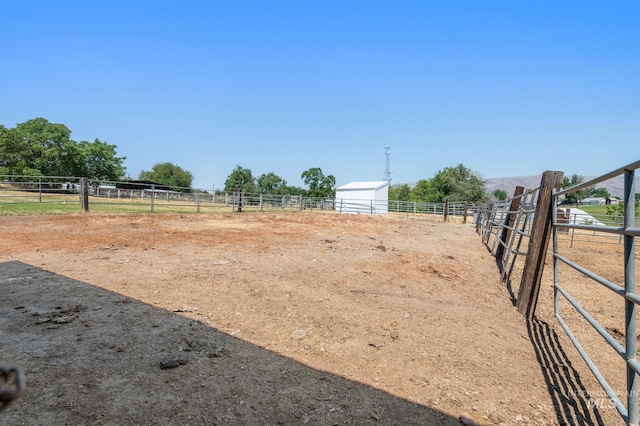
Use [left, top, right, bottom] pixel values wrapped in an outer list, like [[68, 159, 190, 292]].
[[563, 204, 624, 227], [578, 205, 610, 216], [0, 202, 81, 215]]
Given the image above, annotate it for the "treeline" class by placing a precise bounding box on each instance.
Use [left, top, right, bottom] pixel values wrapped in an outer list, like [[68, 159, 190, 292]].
[[2, 118, 489, 203], [561, 174, 612, 204], [389, 164, 488, 203], [0, 118, 126, 180], [223, 163, 489, 203], [223, 165, 336, 198]]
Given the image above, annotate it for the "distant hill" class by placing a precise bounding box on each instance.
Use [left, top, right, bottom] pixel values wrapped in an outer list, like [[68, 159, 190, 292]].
[[484, 174, 639, 198], [393, 173, 638, 199]]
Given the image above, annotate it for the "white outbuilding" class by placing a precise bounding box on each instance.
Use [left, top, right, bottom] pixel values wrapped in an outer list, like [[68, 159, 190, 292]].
[[335, 181, 389, 215]]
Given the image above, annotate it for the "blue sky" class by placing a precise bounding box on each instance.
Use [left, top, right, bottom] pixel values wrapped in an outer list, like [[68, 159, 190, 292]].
[[1, 1, 638, 190]]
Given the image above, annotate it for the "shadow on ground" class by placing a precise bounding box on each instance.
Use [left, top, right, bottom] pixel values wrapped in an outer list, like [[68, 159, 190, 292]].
[[1, 261, 460, 425], [528, 317, 609, 426]]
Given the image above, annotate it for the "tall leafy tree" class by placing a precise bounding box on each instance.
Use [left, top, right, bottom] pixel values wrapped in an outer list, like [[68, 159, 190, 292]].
[[139, 162, 193, 190], [0, 118, 127, 179], [301, 167, 335, 198], [396, 184, 411, 201], [78, 139, 126, 181], [2, 118, 83, 176], [224, 165, 256, 193], [492, 189, 508, 201], [410, 179, 433, 201], [561, 174, 586, 204], [0, 124, 29, 174], [589, 187, 611, 198], [256, 172, 287, 194], [389, 184, 411, 201], [428, 164, 487, 202]]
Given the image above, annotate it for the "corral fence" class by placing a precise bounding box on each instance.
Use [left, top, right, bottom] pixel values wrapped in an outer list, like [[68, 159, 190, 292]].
[[0, 175, 477, 222], [478, 160, 640, 425]]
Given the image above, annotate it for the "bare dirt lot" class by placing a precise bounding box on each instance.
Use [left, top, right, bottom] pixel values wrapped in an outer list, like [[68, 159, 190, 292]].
[[0, 212, 629, 425]]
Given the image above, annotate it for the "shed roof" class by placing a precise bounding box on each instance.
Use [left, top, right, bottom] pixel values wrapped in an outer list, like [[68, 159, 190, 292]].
[[336, 181, 389, 191]]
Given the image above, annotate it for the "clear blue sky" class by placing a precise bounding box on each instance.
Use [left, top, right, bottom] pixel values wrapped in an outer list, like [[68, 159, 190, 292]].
[[1, 1, 638, 190]]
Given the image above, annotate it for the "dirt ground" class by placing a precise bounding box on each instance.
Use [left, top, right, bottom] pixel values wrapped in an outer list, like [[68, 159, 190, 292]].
[[0, 212, 630, 425]]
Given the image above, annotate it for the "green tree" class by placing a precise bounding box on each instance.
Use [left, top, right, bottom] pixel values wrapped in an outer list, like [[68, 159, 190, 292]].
[[561, 174, 586, 204], [256, 172, 287, 194], [590, 187, 611, 198], [0, 125, 28, 174], [410, 179, 433, 202], [428, 164, 487, 202], [7, 118, 83, 176], [139, 162, 193, 190], [606, 200, 639, 218], [78, 139, 126, 181], [395, 184, 411, 201], [0, 118, 127, 179], [224, 165, 256, 193], [492, 189, 508, 201], [283, 185, 307, 196], [301, 167, 335, 198]]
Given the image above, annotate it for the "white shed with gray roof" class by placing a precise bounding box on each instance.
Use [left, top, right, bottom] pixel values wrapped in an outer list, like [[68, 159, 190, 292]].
[[335, 181, 389, 215]]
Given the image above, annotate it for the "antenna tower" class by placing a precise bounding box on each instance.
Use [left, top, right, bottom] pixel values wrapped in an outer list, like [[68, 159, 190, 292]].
[[383, 146, 392, 183]]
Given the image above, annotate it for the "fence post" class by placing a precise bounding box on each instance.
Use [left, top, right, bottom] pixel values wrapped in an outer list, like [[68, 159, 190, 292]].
[[475, 205, 483, 233], [38, 177, 42, 203], [623, 167, 638, 426], [463, 203, 468, 224], [517, 171, 564, 319], [237, 190, 243, 212], [196, 192, 201, 212], [260, 194, 263, 211], [150, 185, 155, 212], [495, 186, 524, 265], [80, 177, 89, 212], [444, 199, 449, 222]]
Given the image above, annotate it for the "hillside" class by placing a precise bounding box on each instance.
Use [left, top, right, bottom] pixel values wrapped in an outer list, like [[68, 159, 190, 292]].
[[484, 173, 639, 198]]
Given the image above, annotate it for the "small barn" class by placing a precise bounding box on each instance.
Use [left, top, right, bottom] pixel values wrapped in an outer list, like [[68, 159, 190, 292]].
[[335, 181, 389, 215]]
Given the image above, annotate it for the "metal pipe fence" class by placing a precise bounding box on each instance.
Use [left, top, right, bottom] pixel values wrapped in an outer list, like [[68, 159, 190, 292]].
[[477, 161, 640, 425], [476, 188, 538, 297], [0, 175, 83, 205], [0, 175, 478, 222], [552, 160, 639, 426]]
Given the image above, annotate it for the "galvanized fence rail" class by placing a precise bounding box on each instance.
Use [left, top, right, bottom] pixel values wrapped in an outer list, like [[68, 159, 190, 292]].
[[477, 161, 640, 425], [477, 187, 539, 295], [552, 161, 639, 425]]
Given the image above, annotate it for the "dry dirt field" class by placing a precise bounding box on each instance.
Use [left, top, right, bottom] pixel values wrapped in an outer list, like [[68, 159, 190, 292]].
[[0, 212, 631, 425]]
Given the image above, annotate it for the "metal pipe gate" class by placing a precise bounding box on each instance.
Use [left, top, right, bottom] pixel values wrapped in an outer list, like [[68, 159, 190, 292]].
[[552, 160, 640, 425]]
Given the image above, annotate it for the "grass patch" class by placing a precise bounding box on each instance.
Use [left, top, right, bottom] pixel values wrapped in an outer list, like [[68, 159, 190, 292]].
[[0, 202, 82, 215]]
